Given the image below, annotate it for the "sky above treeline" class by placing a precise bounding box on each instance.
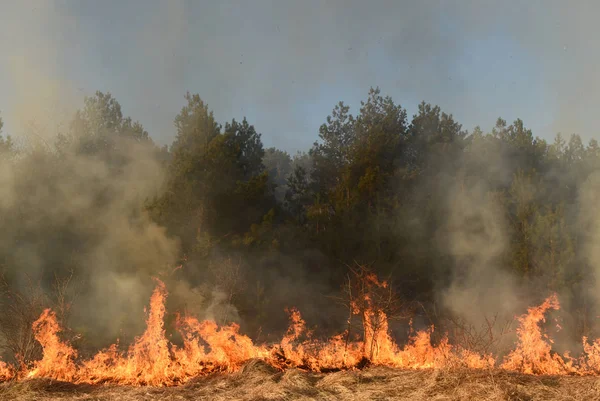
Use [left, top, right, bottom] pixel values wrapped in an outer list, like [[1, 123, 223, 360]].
[[0, 1, 598, 153]]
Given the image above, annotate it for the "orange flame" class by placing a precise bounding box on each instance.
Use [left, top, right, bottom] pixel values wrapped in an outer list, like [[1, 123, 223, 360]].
[[4, 279, 600, 386], [0, 360, 13, 381], [28, 309, 78, 381], [500, 294, 575, 375], [581, 337, 600, 373], [79, 279, 177, 385]]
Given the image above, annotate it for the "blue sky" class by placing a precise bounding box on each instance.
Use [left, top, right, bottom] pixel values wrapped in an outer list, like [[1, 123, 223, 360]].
[[0, 1, 595, 153]]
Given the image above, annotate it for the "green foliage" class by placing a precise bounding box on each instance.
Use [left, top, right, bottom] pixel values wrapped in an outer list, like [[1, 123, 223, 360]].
[[69, 91, 152, 157], [531, 204, 575, 290], [508, 169, 539, 277], [4, 85, 600, 340], [147, 95, 276, 258]]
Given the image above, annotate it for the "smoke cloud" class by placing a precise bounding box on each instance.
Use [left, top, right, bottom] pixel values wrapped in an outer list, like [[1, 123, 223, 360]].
[[0, 132, 179, 347], [438, 178, 519, 321], [1, 0, 600, 365]]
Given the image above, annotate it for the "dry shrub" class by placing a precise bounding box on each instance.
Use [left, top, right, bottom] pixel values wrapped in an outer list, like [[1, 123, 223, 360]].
[[333, 263, 412, 360], [207, 256, 244, 325], [418, 299, 515, 360], [0, 270, 78, 367], [442, 313, 515, 357]]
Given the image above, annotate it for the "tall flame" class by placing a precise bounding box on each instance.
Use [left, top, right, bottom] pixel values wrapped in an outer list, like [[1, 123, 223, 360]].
[[500, 294, 574, 375], [79, 279, 177, 385], [28, 309, 78, 381], [2, 279, 600, 386]]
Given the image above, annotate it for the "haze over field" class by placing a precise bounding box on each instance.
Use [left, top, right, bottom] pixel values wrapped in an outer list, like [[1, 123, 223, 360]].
[[2, 2, 600, 400]]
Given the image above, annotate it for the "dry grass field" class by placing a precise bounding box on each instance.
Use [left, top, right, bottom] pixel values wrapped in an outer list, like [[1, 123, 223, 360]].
[[2, 360, 600, 401]]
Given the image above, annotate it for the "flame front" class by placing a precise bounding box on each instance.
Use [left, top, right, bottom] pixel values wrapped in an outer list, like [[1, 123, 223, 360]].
[[0, 361, 13, 382], [28, 309, 78, 381], [79, 279, 175, 385], [500, 294, 573, 375], [3, 279, 600, 386]]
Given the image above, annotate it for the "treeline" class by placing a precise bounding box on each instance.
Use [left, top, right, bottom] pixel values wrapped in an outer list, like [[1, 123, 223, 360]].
[[0, 87, 599, 346]]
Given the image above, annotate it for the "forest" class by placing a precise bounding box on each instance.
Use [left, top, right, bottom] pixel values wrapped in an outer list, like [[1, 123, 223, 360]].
[[0, 87, 599, 363]]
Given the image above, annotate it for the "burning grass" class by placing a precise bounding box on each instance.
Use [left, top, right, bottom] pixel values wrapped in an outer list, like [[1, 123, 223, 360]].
[[3, 271, 600, 396], [2, 362, 600, 400]]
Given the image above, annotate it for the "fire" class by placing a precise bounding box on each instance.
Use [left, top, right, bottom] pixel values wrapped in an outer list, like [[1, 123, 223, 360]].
[[500, 294, 574, 375], [581, 337, 600, 373], [174, 315, 270, 373], [78, 279, 176, 385], [3, 277, 600, 386], [0, 361, 13, 381], [28, 309, 78, 381]]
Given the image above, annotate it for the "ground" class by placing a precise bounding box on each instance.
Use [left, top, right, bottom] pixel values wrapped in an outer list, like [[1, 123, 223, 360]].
[[1, 360, 600, 401]]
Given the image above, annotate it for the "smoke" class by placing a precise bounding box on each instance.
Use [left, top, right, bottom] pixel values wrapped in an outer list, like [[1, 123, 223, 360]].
[[0, 2, 188, 350], [0, 3, 82, 143], [430, 134, 544, 352], [2, 0, 600, 364], [437, 178, 520, 322], [577, 171, 600, 334], [431, 128, 600, 353], [0, 129, 181, 346], [169, 249, 343, 341], [0, 0, 341, 347]]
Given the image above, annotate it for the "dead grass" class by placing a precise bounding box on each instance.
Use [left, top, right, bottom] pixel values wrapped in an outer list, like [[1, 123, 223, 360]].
[[1, 360, 600, 400]]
